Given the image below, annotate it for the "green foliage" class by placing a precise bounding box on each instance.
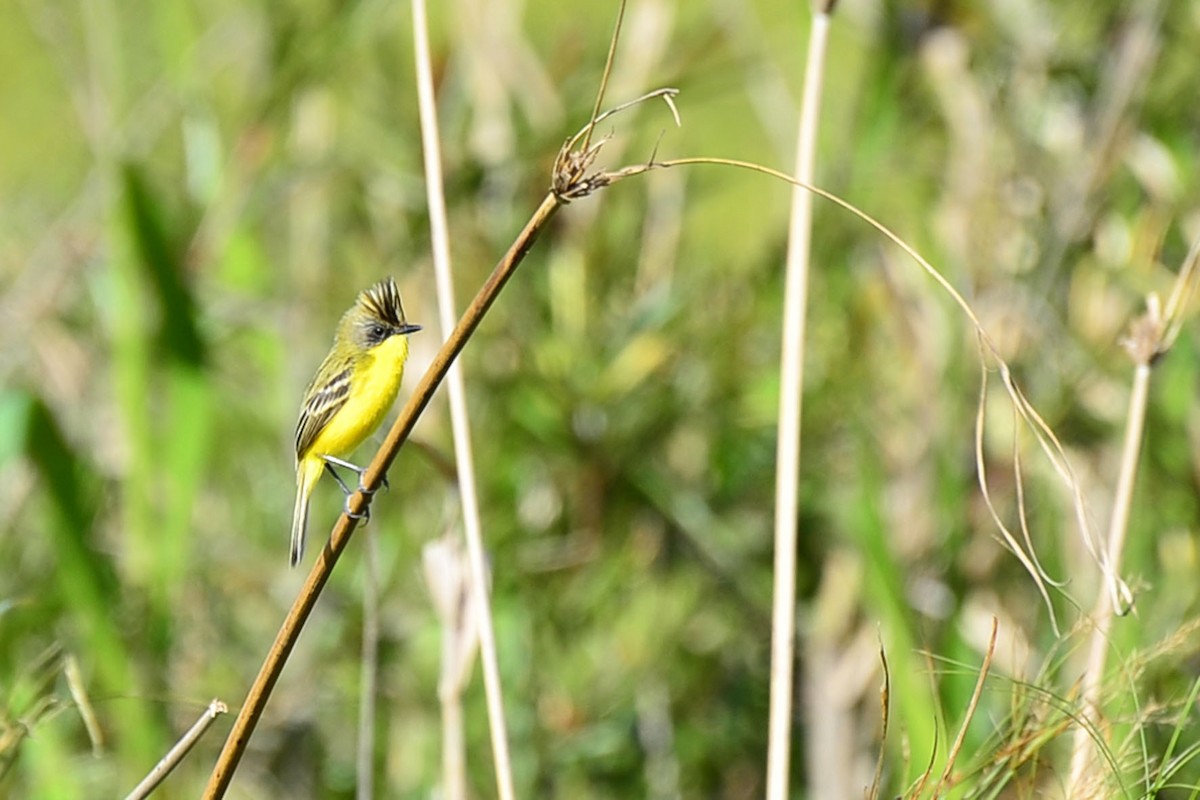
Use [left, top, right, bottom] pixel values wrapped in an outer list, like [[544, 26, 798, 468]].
[[3, 0, 1200, 797]]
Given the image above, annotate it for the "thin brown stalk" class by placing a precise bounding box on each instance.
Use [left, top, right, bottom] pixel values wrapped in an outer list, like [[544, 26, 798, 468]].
[[63, 653, 104, 757], [126, 699, 227, 800], [866, 642, 890, 800], [768, 7, 833, 799], [931, 618, 997, 797], [580, 0, 628, 156], [904, 648, 943, 799], [411, 0, 516, 796], [907, 723, 939, 799], [200, 191, 561, 798]]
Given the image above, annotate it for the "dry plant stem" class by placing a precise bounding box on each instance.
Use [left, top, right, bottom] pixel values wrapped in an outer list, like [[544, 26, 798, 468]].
[[1067, 359, 1152, 794], [973, 366, 1061, 635], [411, 0, 516, 797], [932, 618, 997, 796], [63, 653, 104, 756], [201, 192, 561, 798], [126, 699, 227, 800], [768, 8, 831, 800], [580, 0, 627, 156], [866, 643, 890, 800]]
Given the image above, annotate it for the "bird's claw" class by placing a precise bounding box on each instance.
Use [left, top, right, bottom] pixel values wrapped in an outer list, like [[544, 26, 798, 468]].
[[343, 496, 371, 524], [321, 455, 386, 524]]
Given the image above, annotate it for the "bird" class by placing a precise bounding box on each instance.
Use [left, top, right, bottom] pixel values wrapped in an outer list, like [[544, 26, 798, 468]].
[[290, 276, 421, 566]]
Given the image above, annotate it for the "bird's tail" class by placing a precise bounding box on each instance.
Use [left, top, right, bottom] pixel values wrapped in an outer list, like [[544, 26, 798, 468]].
[[290, 458, 321, 567]]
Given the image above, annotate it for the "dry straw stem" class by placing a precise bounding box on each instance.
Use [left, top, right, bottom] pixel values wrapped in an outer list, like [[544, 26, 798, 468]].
[[973, 367, 1064, 635], [907, 720, 940, 799], [63, 653, 104, 757], [411, 0, 515, 795], [768, 6, 833, 800], [931, 618, 997, 797], [866, 642, 890, 800], [579, 0, 627, 158], [1066, 236, 1200, 795], [125, 699, 227, 800]]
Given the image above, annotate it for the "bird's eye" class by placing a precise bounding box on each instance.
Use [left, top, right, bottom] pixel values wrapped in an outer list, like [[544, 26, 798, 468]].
[[366, 322, 388, 344]]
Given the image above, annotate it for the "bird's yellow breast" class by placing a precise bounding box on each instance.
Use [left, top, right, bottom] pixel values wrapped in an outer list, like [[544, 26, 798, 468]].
[[307, 335, 410, 459]]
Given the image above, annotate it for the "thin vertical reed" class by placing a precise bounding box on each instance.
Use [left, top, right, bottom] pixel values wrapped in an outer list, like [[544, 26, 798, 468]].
[[766, 5, 834, 799], [411, 0, 517, 797], [1067, 358, 1152, 794]]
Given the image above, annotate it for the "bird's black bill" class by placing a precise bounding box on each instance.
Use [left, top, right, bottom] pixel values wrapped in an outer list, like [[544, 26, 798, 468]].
[[399, 323, 422, 335]]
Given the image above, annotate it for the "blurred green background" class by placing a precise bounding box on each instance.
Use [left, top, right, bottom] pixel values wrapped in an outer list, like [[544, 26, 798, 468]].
[[3, 0, 1200, 797]]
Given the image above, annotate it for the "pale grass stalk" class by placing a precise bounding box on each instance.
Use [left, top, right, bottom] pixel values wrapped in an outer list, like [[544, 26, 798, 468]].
[[973, 367, 1061, 635], [124, 700, 227, 800], [411, 1, 516, 798], [1065, 234, 1200, 792], [768, 5, 833, 799], [355, 529, 380, 800], [63, 654, 104, 756], [1066, 358, 1152, 793], [441, 675, 467, 800]]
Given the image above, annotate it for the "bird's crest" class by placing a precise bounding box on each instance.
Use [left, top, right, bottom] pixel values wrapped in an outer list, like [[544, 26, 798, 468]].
[[357, 276, 409, 327]]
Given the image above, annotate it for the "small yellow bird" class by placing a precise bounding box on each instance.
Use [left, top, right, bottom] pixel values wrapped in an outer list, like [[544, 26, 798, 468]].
[[291, 276, 421, 566]]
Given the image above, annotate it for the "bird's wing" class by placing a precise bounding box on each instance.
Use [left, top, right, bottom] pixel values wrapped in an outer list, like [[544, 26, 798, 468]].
[[295, 363, 353, 460]]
